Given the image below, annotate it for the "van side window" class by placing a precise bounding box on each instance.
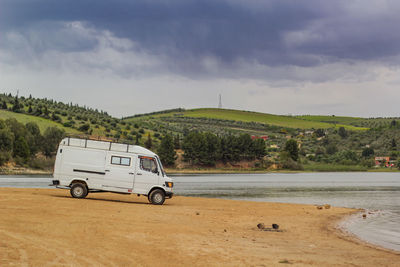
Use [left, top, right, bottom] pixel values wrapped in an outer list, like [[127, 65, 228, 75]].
[[140, 157, 158, 173], [111, 156, 131, 166]]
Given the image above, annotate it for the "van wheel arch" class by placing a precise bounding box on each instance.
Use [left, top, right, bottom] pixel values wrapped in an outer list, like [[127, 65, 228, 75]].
[[69, 179, 88, 187]]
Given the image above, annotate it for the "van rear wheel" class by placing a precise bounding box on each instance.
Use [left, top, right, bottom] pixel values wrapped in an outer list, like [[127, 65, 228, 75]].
[[149, 189, 165, 205], [70, 183, 88, 198]]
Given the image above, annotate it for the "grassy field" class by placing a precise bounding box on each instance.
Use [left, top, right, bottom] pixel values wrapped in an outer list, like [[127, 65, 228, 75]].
[[125, 108, 368, 130], [0, 110, 79, 134], [296, 115, 365, 125], [185, 109, 368, 130], [302, 163, 369, 172]]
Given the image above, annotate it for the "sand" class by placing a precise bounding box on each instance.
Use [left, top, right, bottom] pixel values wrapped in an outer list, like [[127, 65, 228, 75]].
[[0, 188, 398, 266]]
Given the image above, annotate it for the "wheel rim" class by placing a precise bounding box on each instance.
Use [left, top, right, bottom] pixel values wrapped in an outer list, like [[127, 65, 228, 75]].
[[153, 193, 162, 203], [73, 186, 83, 197]]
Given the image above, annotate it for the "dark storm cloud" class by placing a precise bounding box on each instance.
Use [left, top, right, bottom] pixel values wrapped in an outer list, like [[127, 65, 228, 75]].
[[1, 0, 400, 78]]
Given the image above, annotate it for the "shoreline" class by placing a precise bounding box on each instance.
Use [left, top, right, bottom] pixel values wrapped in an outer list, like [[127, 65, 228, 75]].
[[0, 165, 399, 176], [0, 169, 399, 176], [0, 188, 398, 266], [334, 211, 400, 255]]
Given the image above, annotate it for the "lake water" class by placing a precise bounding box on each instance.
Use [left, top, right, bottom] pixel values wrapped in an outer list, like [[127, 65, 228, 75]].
[[1, 172, 399, 252]]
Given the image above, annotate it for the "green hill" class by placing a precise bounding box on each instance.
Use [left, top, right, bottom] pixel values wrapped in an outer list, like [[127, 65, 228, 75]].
[[125, 108, 368, 131], [0, 110, 79, 133]]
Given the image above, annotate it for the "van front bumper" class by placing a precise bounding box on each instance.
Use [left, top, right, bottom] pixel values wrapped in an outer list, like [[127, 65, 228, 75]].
[[165, 191, 173, 199]]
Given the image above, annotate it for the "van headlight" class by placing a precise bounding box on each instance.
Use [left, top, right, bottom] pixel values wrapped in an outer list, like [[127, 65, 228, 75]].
[[165, 182, 173, 188]]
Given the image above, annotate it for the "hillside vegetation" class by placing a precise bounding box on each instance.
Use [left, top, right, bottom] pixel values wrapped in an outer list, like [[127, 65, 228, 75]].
[[0, 110, 78, 133], [1, 92, 400, 172], [125, 108, 367, 130]]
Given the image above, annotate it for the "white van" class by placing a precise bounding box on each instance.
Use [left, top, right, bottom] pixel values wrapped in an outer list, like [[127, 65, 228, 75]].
[[52, 137, 173, 205]]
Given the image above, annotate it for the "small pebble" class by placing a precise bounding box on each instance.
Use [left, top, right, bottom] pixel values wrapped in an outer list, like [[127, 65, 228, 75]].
[[362, 214, 367, 219], [317, 206, 323, 210]]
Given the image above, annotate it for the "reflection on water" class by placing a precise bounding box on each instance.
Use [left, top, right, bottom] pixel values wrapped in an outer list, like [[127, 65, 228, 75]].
[[1, 172, 399, 251]]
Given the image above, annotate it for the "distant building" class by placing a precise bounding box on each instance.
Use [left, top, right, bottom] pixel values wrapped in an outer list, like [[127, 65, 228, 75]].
[[251, 135, 268, 141], [375, 156, 396, 167]]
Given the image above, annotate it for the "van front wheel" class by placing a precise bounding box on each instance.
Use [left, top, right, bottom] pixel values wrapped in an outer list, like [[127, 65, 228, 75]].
[[149, 189, 165, 205], [70, 183, 88, 199]]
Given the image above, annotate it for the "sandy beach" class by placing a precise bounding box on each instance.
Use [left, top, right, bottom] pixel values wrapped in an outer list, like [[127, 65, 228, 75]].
[[0, 188, 398, 266]]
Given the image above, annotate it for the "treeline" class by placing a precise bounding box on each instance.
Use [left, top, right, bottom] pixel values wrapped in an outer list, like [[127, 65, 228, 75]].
[[0, 118, 64, 168], [158, 131, 266, 167]]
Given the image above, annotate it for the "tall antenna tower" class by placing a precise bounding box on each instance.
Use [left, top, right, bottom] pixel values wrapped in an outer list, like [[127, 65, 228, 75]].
[[218, 94, 222, 108]]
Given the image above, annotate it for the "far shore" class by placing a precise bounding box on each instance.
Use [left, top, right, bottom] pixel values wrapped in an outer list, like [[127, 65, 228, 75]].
[[0, 166, 399, 176], [0, 188, 398, 266]]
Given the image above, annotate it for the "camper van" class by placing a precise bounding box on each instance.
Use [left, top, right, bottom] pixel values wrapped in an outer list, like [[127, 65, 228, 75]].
[[52, 137, 173, 205]]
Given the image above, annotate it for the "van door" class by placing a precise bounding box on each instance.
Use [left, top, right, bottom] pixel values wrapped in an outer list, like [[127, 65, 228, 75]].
[[133, 156, 160, 195], [103, 153, 135, 193]]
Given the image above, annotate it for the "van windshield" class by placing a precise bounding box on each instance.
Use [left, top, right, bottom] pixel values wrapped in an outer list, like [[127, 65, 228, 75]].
[[155, 156, 165, 177]]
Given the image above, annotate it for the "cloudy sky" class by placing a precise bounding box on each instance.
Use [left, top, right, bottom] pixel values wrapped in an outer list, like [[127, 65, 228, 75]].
[[1, 0, 400, 117]]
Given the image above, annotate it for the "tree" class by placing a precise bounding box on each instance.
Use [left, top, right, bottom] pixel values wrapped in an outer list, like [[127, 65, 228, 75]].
[[78, 123, 90, 132], [284, 139, 299, 161], [135, 134, 140, 145], [13, 136, 30, 159], [237, 134, 253, 159], [252, 138, 266, 159], [174, 134, 181, 149], [315, 129, 325, 137], [0, 127, 14, 165], [157, 134, 177, 166], [28, 105, 33, 113], [0, 128, 14, 151], [12, 96, 21, 112], [144, 133, 152, 149], [203, 132, 220, 165], [391, 138, 397, 149], [338, 127, 347, 138], [1, 101, 7, 109], [25, 122, 42, 156], [5, 118, 27, 151], [362, 147, 374, 158], [42, 127, 65, 157]]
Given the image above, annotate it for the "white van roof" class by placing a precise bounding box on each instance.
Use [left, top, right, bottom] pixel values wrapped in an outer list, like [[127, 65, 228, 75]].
[[60, 137, 156, 156]]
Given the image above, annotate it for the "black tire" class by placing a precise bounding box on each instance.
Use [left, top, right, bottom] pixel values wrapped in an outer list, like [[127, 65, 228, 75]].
[[149, 189, 165, 205], [70, 183, 88, 199]]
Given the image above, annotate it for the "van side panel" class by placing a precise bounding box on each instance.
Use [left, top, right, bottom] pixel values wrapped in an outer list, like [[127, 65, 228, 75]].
[[58, 146, 106, 189]]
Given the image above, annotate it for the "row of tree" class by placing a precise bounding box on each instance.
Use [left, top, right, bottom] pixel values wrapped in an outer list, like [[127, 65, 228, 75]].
[[0, 118, 64, 166], [157, 132, 266, 166]]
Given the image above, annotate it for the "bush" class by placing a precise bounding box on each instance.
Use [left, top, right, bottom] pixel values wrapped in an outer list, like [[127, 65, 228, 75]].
[[78, 124, 90, 132], [281, 158, 304, 170], [0, 151, 11, 166], [27, 157, 55, 170]]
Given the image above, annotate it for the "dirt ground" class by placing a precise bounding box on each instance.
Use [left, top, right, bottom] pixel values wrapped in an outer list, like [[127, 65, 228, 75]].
[[0, 188, 398, 266]]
